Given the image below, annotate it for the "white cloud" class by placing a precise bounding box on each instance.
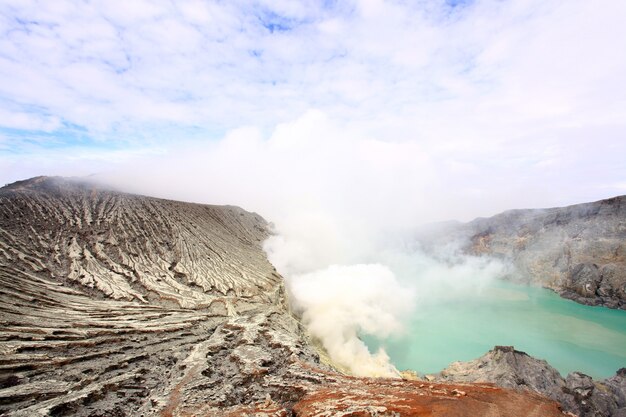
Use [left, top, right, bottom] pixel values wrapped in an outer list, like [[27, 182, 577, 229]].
[[0, 0, 622, 140], [0, 108, 60, 131]]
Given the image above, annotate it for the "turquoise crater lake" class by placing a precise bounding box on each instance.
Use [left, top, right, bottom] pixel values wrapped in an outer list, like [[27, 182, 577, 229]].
[[364, 282, 626, 379]]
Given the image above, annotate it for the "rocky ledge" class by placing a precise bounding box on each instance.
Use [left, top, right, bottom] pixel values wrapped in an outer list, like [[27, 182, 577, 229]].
[[436, 346, 626, 417], [0, 177, 568, 416]]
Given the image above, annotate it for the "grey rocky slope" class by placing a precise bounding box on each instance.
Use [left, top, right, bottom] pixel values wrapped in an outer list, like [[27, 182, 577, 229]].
[[0, 176, 320, 416], [420, 196, 626, 309], [436, 346, 626, 417], [1, 176, 282, 309], [1, 176, 568, 417]]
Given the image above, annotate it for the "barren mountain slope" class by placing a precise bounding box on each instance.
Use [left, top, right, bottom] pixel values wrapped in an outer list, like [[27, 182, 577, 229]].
[[1, 176, 281, 308], [422, 196, 626, 309], [0, 177, 565, 417]]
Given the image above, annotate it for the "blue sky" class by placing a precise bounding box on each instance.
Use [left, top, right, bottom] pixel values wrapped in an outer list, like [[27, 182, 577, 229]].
[[1, 0, 626, 223]]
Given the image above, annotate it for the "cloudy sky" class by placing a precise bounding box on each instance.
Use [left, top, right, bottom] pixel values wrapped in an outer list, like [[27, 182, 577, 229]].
[[1, 0, 626, 223]]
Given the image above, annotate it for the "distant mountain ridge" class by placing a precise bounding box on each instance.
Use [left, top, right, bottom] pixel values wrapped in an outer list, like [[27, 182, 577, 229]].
[[421, 195, 626, 309]]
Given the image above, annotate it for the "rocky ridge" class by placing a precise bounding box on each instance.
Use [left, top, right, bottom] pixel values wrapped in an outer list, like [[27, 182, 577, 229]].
[[420, 196, 626, 309], [436, 346, 626, 417], [0, 176, 567, 416]]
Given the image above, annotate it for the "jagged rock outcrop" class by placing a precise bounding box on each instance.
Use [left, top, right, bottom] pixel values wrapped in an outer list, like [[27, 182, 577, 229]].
[[421, 196, 626, 309], [0, 177, 568, 416], [437, 346, 626, 417]]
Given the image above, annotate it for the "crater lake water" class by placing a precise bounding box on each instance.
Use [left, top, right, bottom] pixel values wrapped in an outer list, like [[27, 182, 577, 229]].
[[364, 281, 626, 379]]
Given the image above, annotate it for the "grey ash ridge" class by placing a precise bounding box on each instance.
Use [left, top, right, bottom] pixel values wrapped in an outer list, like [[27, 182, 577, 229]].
[[0, 176, 322, 416], [1, 175, 281, 307]]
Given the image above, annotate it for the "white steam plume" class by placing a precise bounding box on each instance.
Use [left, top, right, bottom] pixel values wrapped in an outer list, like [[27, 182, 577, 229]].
[[287, 264, 411, 378], [99, 110, 511, 377], [263, 211, 414, 377], [263, 213, 508, 377]]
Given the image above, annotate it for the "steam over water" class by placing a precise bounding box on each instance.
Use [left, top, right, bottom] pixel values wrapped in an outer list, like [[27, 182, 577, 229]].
[[364, 281, 626, 379]]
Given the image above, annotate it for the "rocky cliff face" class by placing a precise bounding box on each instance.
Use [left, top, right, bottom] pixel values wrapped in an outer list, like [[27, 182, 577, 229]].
[[0, 176, 566, 416], [424, 196, 626, 309], [436, 346, 626, 417]]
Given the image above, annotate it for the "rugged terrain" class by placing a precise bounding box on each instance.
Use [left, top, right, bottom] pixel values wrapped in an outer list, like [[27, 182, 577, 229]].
[[420, 196, 626, 309], [0, 176, 567, 416], [436, 346, 626, 417]]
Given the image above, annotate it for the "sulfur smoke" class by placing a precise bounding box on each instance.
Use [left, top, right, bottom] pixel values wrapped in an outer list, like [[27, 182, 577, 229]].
[[262, 209, 507, 377], [102, 110, 510, 377], [287, 264, 409, 377]]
